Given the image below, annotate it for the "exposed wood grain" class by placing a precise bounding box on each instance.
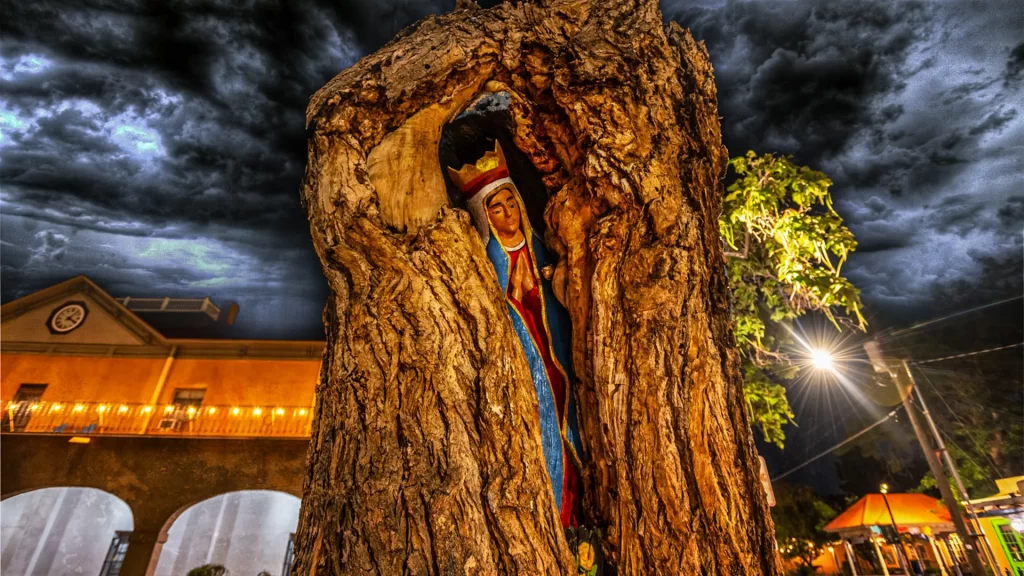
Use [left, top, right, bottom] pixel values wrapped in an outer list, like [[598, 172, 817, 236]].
[[294, 0, 782, 574]]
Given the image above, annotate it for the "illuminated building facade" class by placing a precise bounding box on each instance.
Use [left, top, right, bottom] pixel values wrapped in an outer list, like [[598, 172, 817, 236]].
[[968, 476, 1024, 575], [1, 276, 322, 576]]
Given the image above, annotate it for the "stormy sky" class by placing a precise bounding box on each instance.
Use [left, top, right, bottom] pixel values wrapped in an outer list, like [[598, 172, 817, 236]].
[[2, 0, 1022, 340]]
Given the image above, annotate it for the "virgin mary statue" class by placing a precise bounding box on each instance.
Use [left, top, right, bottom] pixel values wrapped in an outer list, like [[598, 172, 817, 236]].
[[447, 141, 584, 528]]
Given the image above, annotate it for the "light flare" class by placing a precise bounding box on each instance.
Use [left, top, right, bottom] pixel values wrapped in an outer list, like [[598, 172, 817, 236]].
[[811, 349, 834, 371]]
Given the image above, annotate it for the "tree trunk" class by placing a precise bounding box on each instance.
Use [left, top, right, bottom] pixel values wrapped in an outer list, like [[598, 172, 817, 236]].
[[294, 0, 781, 574]]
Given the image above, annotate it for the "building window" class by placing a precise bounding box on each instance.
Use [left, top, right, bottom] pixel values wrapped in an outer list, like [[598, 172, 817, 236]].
[[99, 531, 131, 576], [880, 544, 897, 566], [2, 383, 47, 432], [999, 523, 1024, 563], [159, 389, 206, 431], [281, 533, 296, 576], [172, 388, 206, 408]]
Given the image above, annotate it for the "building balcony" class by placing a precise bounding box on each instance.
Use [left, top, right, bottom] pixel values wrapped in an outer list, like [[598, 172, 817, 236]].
[[1, 400, 312, 438]]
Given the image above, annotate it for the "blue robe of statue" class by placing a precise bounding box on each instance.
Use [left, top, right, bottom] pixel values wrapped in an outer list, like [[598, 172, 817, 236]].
[[483, 206, 585, 519]]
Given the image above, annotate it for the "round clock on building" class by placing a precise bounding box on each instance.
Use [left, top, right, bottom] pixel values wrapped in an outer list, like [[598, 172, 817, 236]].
[[47, 301, 89, 334]]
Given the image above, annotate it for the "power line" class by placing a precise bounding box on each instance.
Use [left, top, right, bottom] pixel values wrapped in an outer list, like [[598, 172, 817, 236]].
[[912, 342, 1023, 365], [770, 406, 904, 482], [881, 295, 1023, 340], [914, 367, 1006, 479], [935, 426, 1001, 494]]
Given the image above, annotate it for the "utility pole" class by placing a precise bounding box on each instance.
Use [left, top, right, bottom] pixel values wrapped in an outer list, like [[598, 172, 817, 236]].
[[879, 483, 910, 574], [905, 362, 1001, 571], [863, 342, 989, 576], [894, 360, 988, 576]]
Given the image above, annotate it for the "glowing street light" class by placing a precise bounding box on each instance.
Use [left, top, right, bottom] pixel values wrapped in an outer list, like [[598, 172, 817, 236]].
[[811, 349, 834, 371], [779, 322, 852, 380]]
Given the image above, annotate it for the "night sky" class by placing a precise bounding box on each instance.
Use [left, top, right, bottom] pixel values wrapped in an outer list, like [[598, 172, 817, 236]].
[[2, 2, 1021, 333], [2, 0, 1021, 494]]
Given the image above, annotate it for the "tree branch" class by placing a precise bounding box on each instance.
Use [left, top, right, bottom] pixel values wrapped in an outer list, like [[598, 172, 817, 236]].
[[724, 229, 750, 259]]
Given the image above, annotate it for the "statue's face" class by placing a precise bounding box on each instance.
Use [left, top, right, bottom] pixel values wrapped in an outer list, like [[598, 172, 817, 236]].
[[485, 186, 522, 238]]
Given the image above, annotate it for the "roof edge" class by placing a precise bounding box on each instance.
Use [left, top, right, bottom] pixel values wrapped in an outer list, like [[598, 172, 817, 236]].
[[1, 275, 169, 346]]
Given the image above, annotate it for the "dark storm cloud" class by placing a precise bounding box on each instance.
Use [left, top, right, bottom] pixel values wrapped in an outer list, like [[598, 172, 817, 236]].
[[28, 230, 70, 265], [663, 0, 929, 166], [1, 0, 1020, 338], [1006, 42, 1024, 85], [1, 1, 356, 236], [0, 0, 451, 336], [997, 196, 1024, 227], [968, 108, 1018, 136], [666, 0, 1024, 314], [931, 195, 987, 236]]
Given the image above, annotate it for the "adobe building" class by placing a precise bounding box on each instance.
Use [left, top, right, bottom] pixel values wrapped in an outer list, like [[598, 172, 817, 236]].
[[1, 276, 323, 576], [967, 476, 1024, 575]]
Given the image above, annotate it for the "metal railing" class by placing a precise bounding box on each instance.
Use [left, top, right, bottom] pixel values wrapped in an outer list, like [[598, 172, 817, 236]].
[[119, 296, 220, 318], [1, 400, 312, 438]]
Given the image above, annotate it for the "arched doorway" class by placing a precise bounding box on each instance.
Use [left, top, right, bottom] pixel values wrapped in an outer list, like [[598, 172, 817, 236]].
[[153, 490, 300, 576], [1, 487, 133, 576]]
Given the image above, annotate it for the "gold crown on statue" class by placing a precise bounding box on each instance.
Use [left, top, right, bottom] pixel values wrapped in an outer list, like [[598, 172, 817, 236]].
[[446, 141, 510, 198]]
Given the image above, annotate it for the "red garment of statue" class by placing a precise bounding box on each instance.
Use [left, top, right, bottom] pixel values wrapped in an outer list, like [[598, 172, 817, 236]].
[[506, 243, 581, 528]]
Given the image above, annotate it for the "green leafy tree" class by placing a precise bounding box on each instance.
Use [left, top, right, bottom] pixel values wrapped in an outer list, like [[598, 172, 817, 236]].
[[915, 442, 996, 498], [771, 483, 838, 573], [721, 151, 866, 447]]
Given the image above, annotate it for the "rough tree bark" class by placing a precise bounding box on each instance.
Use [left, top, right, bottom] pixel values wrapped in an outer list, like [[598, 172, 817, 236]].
[[294, 0, 782, 574]]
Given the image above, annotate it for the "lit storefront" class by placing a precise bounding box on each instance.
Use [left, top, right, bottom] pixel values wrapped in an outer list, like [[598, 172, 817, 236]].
[[967, 476, 1024, 575], [824, 492, 965, 575]]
